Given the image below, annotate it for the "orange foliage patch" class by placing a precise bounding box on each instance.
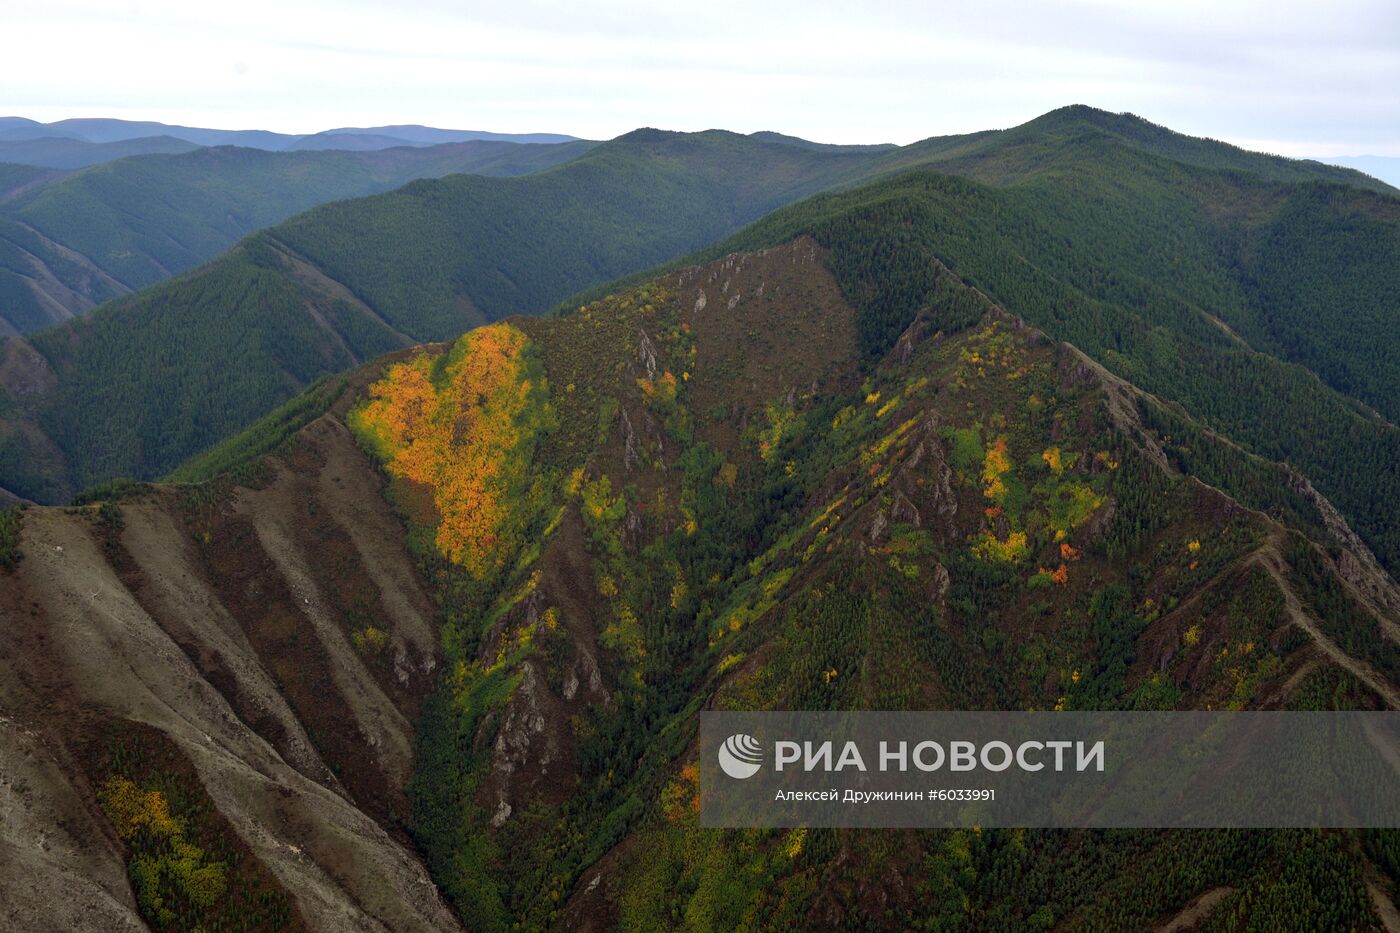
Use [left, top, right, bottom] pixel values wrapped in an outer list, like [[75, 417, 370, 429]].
[[351, 324, 553, 576]]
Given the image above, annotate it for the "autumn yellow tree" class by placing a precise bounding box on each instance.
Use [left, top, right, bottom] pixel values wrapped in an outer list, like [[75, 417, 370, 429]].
[[350, 323, 556, 576], [982, 436, 1013, 503]]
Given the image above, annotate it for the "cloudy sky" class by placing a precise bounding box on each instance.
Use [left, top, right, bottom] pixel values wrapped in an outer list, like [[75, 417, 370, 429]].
[[3, 0, 1398, 155]]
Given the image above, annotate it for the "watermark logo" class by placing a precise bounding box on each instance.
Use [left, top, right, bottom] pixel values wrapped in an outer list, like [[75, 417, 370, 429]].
[[718, 733, 764, 779], [702, 711, 1400, 828]]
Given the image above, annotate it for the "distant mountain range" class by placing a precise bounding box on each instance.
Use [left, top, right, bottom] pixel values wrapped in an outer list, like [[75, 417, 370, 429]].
[[3, 106, 1398, 554], [0, 116, 577, 168]]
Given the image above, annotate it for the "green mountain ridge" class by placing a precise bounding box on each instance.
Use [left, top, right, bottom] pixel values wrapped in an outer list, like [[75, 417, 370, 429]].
[[643, 126, 1400, 576], [8, 230, 1398, 929], [0, 139, 597, 335], [995, 105, 1395, 192], [0, 133, 204, 170], [1317, 155, 1400, 190], [4, 107, 1392, 512], [0, 128, 957, 499]]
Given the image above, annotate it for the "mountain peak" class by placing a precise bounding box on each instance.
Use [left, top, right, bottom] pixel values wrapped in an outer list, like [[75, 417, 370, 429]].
[[612, 127, 684, 143], [1012, 103, 1163, 139]]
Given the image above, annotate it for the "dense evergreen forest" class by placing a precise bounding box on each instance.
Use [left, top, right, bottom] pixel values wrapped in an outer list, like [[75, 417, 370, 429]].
[[0, 129, 928, 497], [0, 160, 48, 198], [2, 106, 1392, 508], [679, 129, 1400, 575], [0, 138, 595, 334]]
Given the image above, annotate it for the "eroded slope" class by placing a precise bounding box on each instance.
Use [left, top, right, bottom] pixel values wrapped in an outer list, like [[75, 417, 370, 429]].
[[0, 413, 457, 931]]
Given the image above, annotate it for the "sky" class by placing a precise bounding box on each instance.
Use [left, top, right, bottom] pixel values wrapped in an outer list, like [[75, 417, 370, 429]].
[[3, 0, 1399, 156]]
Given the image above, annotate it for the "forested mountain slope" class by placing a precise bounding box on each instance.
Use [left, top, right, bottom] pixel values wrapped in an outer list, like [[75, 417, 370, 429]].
[[353, 237, 1400, 930], [0, 134, 204, 170], [6, 236, 1398, 929], [0, 161, 64, 202], [0, 130, 923, 499], [1320, 155, 1400, 190], [905, 105, 1398, 193], [683, 138, 1400, 581], [3, 107, 1389, 506], [0, 139, 596, 334]]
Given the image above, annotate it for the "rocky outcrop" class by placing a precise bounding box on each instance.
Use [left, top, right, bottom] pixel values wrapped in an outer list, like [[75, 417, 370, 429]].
[[1286, 468, 1400, 616], [637, 329, 658, 380], [489, 662, 553, 826], [620, 407, 641, 473]]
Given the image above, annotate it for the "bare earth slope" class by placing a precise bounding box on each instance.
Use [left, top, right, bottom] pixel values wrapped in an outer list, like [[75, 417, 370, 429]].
[[0, 414, 459, 931]]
